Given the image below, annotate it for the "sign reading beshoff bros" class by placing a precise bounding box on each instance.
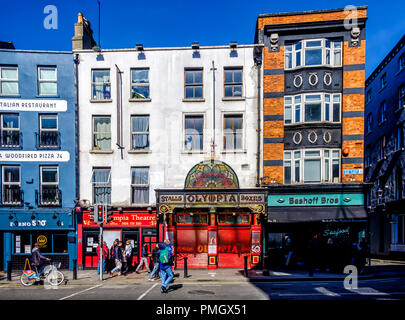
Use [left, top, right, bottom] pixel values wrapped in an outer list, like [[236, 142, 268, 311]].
[[159, 192, 265, 205], [0, 99, 67, 112], [268, 194, 364, 207]]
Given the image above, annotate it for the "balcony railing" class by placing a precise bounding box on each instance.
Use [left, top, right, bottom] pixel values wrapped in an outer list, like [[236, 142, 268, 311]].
[[36, 187, 62, 206], [36, 131, 60, 149], [0, 131, 22, 148], [2, 186, 23, 206]]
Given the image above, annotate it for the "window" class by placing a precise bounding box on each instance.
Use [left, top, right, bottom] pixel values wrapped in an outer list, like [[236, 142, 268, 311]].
[[395, 167, 403, 201], [284, 93, 341, 124], [400, 54, 405, 72], [0, 66, 18, 95], [92, 116, 111, 150], [380, 73, 387, 89], [366, 89, 372, 104], [91, 168, 111, 204], [223, 114, 243, 150], [0, 114, 20, 147], [131, 115, 149, 150], [365, 147, 372, 168], [396, 124, 404, 151], [2, 166, 21, 205], [176, 213, 209, 225], [398, 84, 405, 110], [224, 67, 242, 97], [131, 167, 149, 204], [91, 69, 111, 100], [40, 166, 59, 205], [367, 113, 373, 133], [38, 66, 57, 96], [39, 114, 58, 148], [378, 136, 386, 160], [284, 149, 340, 184], [379, 101, 387, 124], [284, 39, 342, 69], [131, 68, 149, 99], [184, 115, 203, 151], [397, 215, 405, 244], [217, 214, 250, 225], [184, 68, 203, 99]]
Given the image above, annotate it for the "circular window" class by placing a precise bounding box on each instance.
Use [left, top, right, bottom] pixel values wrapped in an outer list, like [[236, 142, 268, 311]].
[[293, 74, 303, 88], [308, 73, 319, 86], [324, 72, 332, 86], [308, 131, 318, 144], [323, 131, 332, 144], [293, 132, 303, 145]]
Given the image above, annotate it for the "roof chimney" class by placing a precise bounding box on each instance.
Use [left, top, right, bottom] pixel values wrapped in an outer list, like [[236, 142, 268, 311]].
[[72, 12, 97, 50]]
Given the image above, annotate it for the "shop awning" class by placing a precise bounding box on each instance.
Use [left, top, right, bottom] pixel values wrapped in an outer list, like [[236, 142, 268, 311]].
[[268, 206, 368, 223]]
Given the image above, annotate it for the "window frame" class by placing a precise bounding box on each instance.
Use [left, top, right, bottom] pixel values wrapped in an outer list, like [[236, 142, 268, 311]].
[[284, 149, 341, 184], [398, 84, 405, 111], [223, 67, 243, 98], [37, 66, 57, 96], [92, 115, 112, 151], [380, 73, 387, 90], [39, 165, 59, 206], [0, 65, 19, 95], [379, 100, 387, 124], [223, 114, 243, 151], [0, 113, 20, 148], [130, 115, 150, 150], [91, 69, 111, 101], [400, 54, 405, 72], [91, 167, 111, 205], [130, 167, 150, 205], [284, 39, 342, 70], [184, 114, 204, 152], [184, 68, 203, 99], [284, 93, 341, 124], [367, 113, 373, 134], [130, 68, 150, 100], [2, 165, 21, 205]]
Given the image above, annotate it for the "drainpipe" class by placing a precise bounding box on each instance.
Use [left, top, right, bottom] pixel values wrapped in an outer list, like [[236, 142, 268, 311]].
[[254, 46, 263, 187], [74, 53, 80, 269]]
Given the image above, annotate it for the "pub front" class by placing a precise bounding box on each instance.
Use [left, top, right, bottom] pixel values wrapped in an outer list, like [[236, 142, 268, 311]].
[[156, 159, 266, 269]]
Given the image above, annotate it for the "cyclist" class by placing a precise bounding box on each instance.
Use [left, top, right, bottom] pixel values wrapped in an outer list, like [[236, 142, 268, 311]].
[[31, 242, 50, 277]]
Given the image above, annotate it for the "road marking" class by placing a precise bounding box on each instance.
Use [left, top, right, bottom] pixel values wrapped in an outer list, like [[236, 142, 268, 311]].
[[59, 284, 102, 300], [348, 287, 388, 296], [315, 287, 341, 297], [137, 283, 158, 300], [272, 272, 292, 276]]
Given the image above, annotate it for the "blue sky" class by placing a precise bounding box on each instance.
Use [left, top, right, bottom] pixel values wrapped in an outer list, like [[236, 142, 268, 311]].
[[0, 0, 404, 78]]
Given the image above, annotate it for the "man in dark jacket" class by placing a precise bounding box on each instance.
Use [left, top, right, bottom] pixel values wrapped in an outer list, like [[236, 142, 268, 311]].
[[158, 242, 174, 293], [148, 244, 160, 281], [136, 243, 151, 273], [110, 241, 124, 277], [31, 242, 50, 276]]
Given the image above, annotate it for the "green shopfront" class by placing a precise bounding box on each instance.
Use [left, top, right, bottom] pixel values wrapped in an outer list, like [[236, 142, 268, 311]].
[[265, 184, 368, 271]]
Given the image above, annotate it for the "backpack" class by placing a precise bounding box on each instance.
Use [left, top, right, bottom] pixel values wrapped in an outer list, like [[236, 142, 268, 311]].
[[159, 247, 170, 265]]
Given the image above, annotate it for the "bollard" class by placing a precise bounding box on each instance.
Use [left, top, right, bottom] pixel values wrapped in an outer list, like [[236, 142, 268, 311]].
[[7, 261, 12, 281], [73, 259, 77, 280], [244, 256, 248, 277], [184, 257, 188, 278]]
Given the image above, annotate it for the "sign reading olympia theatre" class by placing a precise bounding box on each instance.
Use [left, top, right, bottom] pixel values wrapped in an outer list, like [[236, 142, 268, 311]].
[[0, 99, 67, 112], [0, 151, 70, 162], [268, 194, 364, 207]]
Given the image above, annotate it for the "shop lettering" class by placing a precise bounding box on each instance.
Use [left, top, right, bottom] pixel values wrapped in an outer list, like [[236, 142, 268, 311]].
[[10, 220, 47, 227], [240, 194, 264, 202], [160, 195, 183, 203], [289, 196, 339, 205], [186, 194, 237, 204], [324, 227, 350, 237]]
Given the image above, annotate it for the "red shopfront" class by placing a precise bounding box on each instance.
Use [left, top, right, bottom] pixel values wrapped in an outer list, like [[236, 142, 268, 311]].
[[77, 209, 157, 269], [156, 160, 266, 269]]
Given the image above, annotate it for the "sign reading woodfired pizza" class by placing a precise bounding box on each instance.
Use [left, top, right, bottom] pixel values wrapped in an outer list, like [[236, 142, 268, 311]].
[[83, 211, 156, 227]]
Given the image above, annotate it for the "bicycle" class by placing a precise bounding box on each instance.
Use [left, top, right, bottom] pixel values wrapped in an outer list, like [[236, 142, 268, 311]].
[[20, 261, 65, 287]]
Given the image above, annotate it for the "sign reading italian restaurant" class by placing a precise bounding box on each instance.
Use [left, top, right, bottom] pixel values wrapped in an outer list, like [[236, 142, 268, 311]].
[[159, 192, 266, 205], [0, 151, 70, 162], [0, 99, 67, 112], [268, 193, 364, 207]]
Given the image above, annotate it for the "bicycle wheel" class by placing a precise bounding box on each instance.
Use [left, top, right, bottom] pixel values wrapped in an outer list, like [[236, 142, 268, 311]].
[[20, 273, 36, 286], [46, 270, 64, 286]]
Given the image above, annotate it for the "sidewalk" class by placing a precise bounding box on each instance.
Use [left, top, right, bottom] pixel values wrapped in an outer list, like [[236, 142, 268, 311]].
[[1, 259, 405, 287]]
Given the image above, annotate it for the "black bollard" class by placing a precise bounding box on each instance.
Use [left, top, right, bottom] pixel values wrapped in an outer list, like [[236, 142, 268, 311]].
[[7, 261, 12, 281], [73, 259, 77, 280], [184, 257, 188, 278], [244, 256, 248, 277]]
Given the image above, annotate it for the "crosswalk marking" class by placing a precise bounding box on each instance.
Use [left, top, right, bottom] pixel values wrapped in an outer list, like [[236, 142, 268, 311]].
[[347, 287, 388, 296], [315, 287, 341, 297]]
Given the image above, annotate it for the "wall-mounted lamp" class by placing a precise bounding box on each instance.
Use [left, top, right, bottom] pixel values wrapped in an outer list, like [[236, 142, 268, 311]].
[[191, 42, 199, 50], [136, 43, 144, 51], [229, 41, 238, 49]]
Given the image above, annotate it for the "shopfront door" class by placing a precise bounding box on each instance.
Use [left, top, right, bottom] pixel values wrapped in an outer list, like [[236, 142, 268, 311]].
[[83, 231, 99, 268], [123, 230, 139, 266]]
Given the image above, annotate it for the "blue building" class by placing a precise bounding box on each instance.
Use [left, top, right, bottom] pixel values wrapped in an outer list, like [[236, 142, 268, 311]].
[[0, 46, 77, 270], [365, 34, 405, 260]]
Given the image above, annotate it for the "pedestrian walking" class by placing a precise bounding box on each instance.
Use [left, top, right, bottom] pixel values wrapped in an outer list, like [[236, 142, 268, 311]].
[[148, 244, 160, 281], [108, 239, 118, 272], [97, 241, 108, 275], [110, 241, 124, 277], [158, 242, 174, 293], [356, 237, 367, 274], [136, 243, 151, 273], [123, 240, 134, 273]]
